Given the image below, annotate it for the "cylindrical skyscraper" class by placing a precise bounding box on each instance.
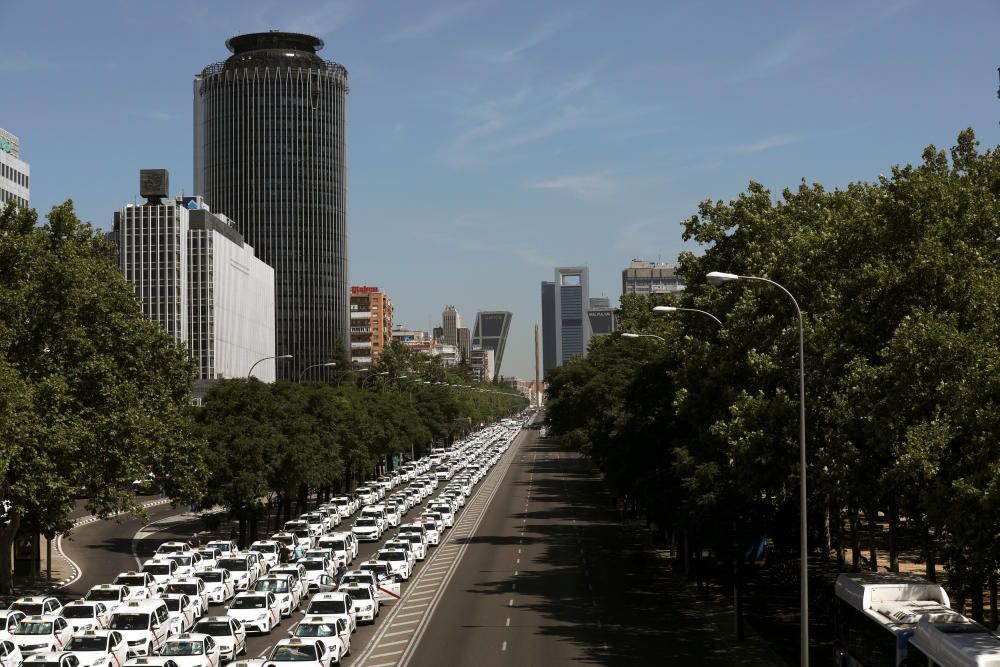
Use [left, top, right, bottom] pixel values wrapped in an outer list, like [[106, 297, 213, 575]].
[[194, 31, 349, 381]]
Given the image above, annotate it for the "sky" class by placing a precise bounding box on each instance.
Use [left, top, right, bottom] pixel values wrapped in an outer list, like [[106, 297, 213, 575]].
[[2, 0, 999, 379]]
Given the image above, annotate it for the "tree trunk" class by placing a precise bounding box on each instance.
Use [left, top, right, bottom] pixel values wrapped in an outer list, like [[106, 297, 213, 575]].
[[833, 503, 845, 569], [0, 513, 21, 596], [990, 574, 998, 627], [849, 508, 861, 571], [925, 525, 936, 582], [972, 577, 985, 623], [868, 513, 878, 572], [888, 502, 899, 573], [237, 515, 247, 548], [822, 497, 831, 561]]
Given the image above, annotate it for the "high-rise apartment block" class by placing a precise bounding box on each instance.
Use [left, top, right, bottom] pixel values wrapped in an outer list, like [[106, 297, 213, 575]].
[[110, 170, 276, 390], [622, 259, 685, 297], [470, 348, 495, 384], [472, 311, 512, 381], [392, 326, 435, 355], [350, 286, 393, 365], [195, 31, 350, 381], [0, 128, 29, 209], [457, 327, 471, 363]]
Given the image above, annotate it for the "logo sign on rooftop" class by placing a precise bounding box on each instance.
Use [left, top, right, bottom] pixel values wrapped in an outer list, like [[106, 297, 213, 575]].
[[0, 128, 19, 157]]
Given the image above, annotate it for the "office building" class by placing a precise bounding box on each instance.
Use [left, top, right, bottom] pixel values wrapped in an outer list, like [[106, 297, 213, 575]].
[[622, 259, 685, 297], [195, 31, 350, 381], [0, 128, 29, 209], [588, 297, 616, 336], [457, 327, 471, 363], [441, 305, 461, 346], [471, 311, 512, 380], [553, 266, 591, 366], [541, 281, 556, 377], [434, 343, 460, 367], [470, 348, 495, 384], [111, 170, 276, 390], [350, 286, 394, 365]]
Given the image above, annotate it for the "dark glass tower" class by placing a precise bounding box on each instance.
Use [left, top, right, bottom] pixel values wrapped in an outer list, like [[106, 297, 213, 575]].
[[194, 31, 349, 380]]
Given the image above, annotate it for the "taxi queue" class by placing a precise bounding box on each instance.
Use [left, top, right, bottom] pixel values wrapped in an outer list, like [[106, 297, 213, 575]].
[[0, 417, 527, 667]]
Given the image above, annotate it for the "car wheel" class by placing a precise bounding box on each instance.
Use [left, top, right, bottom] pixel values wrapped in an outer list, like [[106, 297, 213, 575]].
[[240, 640, 247, 656], [265, 618, 273, 634]]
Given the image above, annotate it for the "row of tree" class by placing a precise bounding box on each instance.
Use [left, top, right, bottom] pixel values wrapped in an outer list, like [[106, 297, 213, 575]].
[[545, 129, 1000, 620], [0, 199, 525, 594]]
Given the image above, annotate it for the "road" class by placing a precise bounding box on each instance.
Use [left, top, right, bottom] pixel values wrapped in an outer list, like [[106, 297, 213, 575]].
[[53, 427, 778, 666]]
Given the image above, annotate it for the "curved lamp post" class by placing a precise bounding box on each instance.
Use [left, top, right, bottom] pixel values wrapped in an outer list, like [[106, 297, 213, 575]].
[[707, 270, 808, 667], [336, 368, 369, 387], [362, 371, 390, 389], [298, 361, 337, 382], [620, 332, 667, 344], [248, 354, 293, 380], [652, 305, 723, 326]]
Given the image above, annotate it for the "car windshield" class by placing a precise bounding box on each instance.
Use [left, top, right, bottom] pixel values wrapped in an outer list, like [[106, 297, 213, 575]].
[[108, 613, 149, 630], [270, 645, 317, 661], [85, 590, 120, 602], [163, 584, 197, 596], [11, 603, 43, 615], [196, 550, 217, 560], [251, 544, 276, 553], [162, 598, 182, 612], [143, 564, 172, 575], [61, 605, 95, 619], [157, 544, 186, 554], [339, 575, 369, 586], [355, 519, 375, 527], [167, 556, 192, 566], [273, 535, 294, 546], [195, 572, 223, 583], [347, 588, 371, 599], [230, 597, 266, 610], [402, 535, 420, 544], [379, 552, 405, 561], [114, 575, 147, 587], [14, 621, 52, 635], [301, 561, 324, 571], [160, 641, 204, 656], [194, 621, 231, 637], [294, 624, 335, 638], [293, 530, 310, 539], [64, 636, 107, 651], [306, 600, 345, 615], [218, 559, 247, 571], [255, 580, 288, 593]]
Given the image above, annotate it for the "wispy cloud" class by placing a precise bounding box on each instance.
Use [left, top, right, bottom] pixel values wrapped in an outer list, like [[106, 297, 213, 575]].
[[482, 12, 575, 64], [731, 28, 812, 82], [383, 1, 479, 42], [527, 172, 618, 201], [145, 111, 173, 122], [730, 133, 802, 153]]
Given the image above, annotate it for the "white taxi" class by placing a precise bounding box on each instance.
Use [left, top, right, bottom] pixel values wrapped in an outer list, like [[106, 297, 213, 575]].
[[153, 543, 191, 557], [191, 617, 245, 662], [0, 640, 22, 667], [155, 634, 219, 667], [158, 595, 196, 636], [301, 594, 355, 634], [160, 580, 208, 620], [8, 599, 62, 618], [62, 629, 128, 667], [202, 542, 237, 557], [0, 611, 26, 642], [252, 577, 299, 617], [337, 583, 379, 624], [23, 652, 79, 667], [139, 560, 178, 588], [374, 548, 412, 581], [191, 569, 234, 605], [11, 615, 72, 655], [59, 601, 111, 632], [225, 593, 279, 635], [288, 618, 351, 664], [111, 573, 157, 602], [82, 587, 130, 616], [266, 638, 332, 667]]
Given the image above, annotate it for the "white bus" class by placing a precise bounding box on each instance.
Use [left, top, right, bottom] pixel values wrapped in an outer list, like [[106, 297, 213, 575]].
[[834, 572, 962, 666], [905, 616, 1000, 666]]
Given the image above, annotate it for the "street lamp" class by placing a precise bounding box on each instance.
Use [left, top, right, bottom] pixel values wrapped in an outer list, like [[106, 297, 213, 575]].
[[362, 371, 390, 389], [298, 361, 337, 382], [620, 332, 667, 344], [706, 270, 808, 667], [652, 305, 723, 326], [336, 368, 369, 387], [248, 354, 293, 380]]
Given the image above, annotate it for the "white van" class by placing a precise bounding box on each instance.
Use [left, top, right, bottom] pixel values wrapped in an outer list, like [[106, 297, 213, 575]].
[[106, 600, 170, 657]]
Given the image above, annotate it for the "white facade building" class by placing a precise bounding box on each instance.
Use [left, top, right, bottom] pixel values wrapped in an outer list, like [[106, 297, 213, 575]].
[[434, 343, 460, 367], [112, 181, 276, 391], [0, 128, 30, 210], [470, 348, 495, 384]]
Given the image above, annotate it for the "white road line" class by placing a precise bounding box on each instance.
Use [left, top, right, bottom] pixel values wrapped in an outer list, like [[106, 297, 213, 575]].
[[369, 650, 404, 659], [405, 595, 433, 603], [382, 630, 413, 638], [508, 599, 514, 607], [501, 641, 507, 652], [366, 663, 397, 667], [380, 639, 409, 647], [394, 611, 424, 619], [505, 618, 510, 627], [391, 619, 421, 627]]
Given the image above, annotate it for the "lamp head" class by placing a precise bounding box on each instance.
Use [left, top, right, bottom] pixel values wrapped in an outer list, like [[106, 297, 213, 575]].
[[620, 332, 640, 339], [706, 271, 739, 286], [276, 354, 294, 360], [652, 306, 677, 313]]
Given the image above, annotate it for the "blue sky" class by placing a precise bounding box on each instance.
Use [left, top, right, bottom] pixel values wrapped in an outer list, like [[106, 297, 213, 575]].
[[2, 0, 998, 379]]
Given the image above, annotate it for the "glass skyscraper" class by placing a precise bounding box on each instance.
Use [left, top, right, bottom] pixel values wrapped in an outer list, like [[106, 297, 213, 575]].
[[194, 31, 349, 380]]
